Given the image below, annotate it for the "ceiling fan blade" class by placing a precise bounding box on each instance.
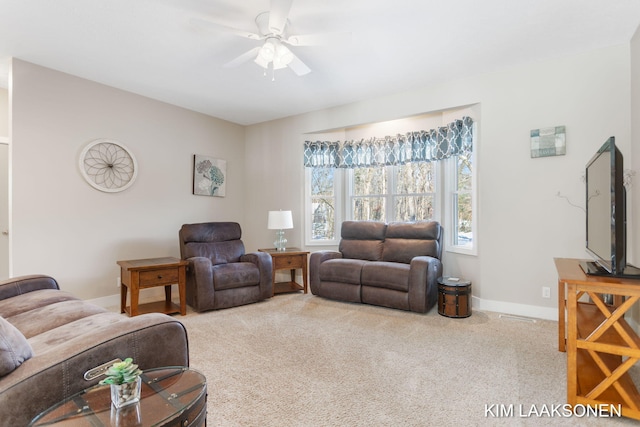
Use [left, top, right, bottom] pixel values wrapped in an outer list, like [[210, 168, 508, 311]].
[[285, 31, 352, 47], [269, 0, 293, 34], [190, 18, 263, 41], [287, 52, 311, 76], [224, 47, 261, 68]]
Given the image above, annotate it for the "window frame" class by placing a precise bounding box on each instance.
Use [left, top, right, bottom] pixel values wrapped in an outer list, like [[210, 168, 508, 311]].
[[443, 136, 477, 256], [304, 167, 343, 246]]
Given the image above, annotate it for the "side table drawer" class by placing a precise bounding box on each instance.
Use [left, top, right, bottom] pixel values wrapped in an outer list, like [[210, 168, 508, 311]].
[[273, 255, 303, 269], [139, 268, 179, 287]]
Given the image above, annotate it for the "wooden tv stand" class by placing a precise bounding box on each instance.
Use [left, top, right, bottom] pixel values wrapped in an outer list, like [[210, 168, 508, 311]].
[[555, 258, 640, 420]]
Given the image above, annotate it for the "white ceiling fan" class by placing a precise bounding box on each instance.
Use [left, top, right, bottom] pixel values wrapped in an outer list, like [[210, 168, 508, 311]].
[[193, 0, 350, 78]]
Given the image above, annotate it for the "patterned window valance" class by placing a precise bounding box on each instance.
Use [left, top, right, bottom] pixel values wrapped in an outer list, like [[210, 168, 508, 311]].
[[304, 116, 473, 168]]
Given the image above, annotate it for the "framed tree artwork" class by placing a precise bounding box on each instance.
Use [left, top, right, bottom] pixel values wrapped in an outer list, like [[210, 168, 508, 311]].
[[193, 155, 226, 197]]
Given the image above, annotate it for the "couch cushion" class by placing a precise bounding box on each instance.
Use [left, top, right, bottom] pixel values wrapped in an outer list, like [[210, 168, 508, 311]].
[[319, 259, 368, 285], [361, 262, 410, 292], [339, 221, 386, 261], [180, 222, 242, 242], [212, 262, 260, 290], [180, 222, 245, 264], [7, 300, 107, 339], [0, 289, 79, 319], [186, 240, 245, 265], [0, 316, 33, 376], [381, 221, 442, 263]]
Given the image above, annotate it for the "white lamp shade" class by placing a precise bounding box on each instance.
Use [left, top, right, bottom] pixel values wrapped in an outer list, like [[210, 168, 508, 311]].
[[268, 210, 293, 230]]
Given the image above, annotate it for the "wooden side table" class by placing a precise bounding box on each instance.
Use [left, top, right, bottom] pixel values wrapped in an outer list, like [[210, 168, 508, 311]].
[[555, 257, 640, 420], [117, 257, 187, 316], [259, 248, 309, 296]]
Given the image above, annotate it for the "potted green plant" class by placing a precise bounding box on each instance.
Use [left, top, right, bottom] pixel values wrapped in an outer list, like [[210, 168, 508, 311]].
[[99, 358, 143, 408]]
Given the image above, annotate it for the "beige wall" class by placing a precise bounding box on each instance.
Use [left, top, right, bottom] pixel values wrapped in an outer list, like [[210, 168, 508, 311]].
[[245, 44, 634, 320], [10, 59, 246, 300]]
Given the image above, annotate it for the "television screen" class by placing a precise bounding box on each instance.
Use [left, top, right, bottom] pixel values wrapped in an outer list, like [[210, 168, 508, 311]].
[[583, 137, 640, 277], [585, 142, 614, 270]]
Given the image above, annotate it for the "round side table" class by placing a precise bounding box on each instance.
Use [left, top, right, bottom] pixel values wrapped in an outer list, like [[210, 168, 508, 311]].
[[437, 276, 472, 318], [29, 366, 207, 427]]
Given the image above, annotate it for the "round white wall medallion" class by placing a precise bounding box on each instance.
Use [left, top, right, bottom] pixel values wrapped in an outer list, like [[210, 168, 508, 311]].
[[79, 139, 138, 192]]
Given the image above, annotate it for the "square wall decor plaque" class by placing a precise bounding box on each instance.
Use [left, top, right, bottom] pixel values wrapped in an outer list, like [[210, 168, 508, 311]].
[[530, 126, 566, 158], [193, 155, 226, 197]]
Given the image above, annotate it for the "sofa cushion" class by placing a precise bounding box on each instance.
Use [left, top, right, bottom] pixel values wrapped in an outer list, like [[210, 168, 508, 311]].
[[0, 316, 33, 376], [361, 261, 410, 292], [381, 221, 442, 263], [339, 221, 386, 261], [180, 221, 242, 242], [212, 262, 260, 290], [180, 222, 245, 264], [184, 240, 245, 265], [0, 289, 79, 319], [319, 259, 368, 285], [7, 300, 107, 339]]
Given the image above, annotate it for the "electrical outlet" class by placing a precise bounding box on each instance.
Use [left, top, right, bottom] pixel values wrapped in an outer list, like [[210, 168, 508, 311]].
[[542, 287, 551, 298], [116, 276, 121, 288]]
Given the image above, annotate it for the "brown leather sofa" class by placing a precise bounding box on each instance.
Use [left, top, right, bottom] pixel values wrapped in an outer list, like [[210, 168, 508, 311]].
[[179, 222, 272, 312], [310, 221, 443, 313], [0, 275, 189, 426]]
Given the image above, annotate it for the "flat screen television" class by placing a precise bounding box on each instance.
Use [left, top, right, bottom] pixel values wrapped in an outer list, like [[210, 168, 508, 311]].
[[581, 136, 640, 277]]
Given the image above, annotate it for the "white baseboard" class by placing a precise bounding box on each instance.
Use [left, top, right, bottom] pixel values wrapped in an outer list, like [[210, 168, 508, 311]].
[[472, 296, 558, 321]]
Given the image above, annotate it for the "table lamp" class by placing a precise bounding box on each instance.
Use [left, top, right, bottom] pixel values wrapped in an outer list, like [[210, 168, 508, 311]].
[[268, 210, 293, 251]]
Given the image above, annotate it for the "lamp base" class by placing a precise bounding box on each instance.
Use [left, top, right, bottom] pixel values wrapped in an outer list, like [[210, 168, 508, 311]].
[[274, 230, 287, 251]]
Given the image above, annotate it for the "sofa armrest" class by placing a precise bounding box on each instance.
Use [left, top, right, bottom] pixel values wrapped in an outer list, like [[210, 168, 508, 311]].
[[241, 252, 273, 299], [408, 256, 442, 313], [184, 257, 213, 311], [309, 251, 343, 294], [0, 275, 59, 301]]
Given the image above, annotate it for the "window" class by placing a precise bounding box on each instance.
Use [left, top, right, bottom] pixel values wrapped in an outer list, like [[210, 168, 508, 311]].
[[348, 163, 437, 222], [445, 152, 476, 254], [305, 167, 342, 245], [303, 115, 475, 252], [393, 162, 436, 222], [351, 167, 387, 221]]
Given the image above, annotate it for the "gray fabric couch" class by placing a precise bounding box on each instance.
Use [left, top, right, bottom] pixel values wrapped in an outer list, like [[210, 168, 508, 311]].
[[179, 222, 273, 312], [0, 275, 189, 426], [310, 221, 443, 313]]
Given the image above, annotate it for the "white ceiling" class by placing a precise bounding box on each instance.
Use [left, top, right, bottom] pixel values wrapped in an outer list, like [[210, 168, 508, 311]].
[[1, 0, 640, 125]]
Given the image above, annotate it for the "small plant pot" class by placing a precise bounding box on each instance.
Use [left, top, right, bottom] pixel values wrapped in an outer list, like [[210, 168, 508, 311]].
[[110, 376, 142, 408]]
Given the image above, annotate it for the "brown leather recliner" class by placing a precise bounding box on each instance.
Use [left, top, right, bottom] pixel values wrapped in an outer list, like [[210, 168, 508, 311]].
[[310, 220, 443, 313], [179, 222, 272, 312]]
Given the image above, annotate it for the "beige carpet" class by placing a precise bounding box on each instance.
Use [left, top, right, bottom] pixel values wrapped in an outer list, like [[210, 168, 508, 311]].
[[178, 293, 638, 426]]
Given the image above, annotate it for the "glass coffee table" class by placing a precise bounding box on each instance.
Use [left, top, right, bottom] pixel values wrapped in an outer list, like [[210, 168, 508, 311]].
[[29, 366, 206, 426]]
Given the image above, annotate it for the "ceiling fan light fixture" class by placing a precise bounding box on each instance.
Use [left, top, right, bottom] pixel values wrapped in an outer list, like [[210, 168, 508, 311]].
[[254, 53, 270, 69], [258, 40, 276, 62], [276, 44, 294, 66], [254, 38, 294, 71]]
